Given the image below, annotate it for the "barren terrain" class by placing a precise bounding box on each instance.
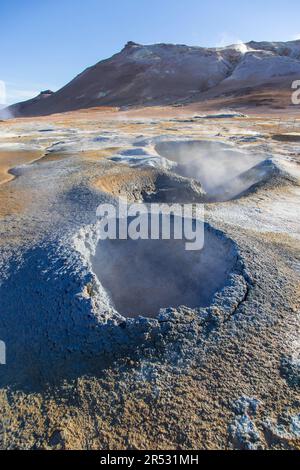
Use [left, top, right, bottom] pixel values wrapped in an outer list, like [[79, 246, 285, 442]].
[[0, 103, 300, 449]]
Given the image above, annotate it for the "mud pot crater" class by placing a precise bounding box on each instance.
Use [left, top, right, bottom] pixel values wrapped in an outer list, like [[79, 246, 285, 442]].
[[76, 216, 239, 318], [155, 140, 272, 202]]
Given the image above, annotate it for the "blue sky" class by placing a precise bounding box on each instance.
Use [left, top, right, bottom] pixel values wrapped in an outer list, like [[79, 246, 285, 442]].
[[1, 0, 300, 104]]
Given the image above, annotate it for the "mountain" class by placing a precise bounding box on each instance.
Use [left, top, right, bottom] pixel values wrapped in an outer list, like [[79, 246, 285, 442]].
[[10, 89, 54, 112], [3, 40, 300, 117]]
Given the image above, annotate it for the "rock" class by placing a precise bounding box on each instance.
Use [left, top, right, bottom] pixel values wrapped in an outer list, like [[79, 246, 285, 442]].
[[280, 355, 300, 388], [229, 396, 262, 450], [264, 413, 300, 446], [229, 415, 262, 450], [48, 429, 66, 449]]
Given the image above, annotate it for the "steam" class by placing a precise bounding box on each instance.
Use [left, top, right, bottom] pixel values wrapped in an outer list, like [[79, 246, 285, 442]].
[[155, 141, 267, 202], [0, 81, 35, 119], [234, 42, 248, 54], [0, 82, 14, 119], [0, 107, 14, 120], [0, 80, 6, 107], [90, 217, 237, 318], [217, 34, 249, 54], [0, 81, 13, 119]]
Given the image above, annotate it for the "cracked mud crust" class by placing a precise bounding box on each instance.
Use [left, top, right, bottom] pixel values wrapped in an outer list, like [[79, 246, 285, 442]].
[[0, 108, 299, 449]]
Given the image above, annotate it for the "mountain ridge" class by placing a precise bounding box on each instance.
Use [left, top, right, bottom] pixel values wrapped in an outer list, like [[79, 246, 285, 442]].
[[3, 39, 300, 118]]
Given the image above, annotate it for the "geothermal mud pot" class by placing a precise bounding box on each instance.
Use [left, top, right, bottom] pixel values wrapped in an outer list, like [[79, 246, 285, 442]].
[[110, 140, 278, 203], [155, 140, 273, 202], [88, 217, 238, 318]]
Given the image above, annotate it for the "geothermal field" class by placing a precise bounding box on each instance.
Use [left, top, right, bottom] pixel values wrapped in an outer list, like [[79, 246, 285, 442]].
[[0, 38, 300, 451]]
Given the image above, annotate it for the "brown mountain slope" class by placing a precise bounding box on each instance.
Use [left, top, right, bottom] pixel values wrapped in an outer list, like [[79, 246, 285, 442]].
[[3, 40, 300, 118]]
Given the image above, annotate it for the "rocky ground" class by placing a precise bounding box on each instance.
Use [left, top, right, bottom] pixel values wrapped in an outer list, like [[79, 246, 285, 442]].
[[0, 107, 299, 449]]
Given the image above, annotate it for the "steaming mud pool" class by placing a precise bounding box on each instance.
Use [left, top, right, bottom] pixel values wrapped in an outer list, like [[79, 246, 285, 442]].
[[90, 218, 238, 317]]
